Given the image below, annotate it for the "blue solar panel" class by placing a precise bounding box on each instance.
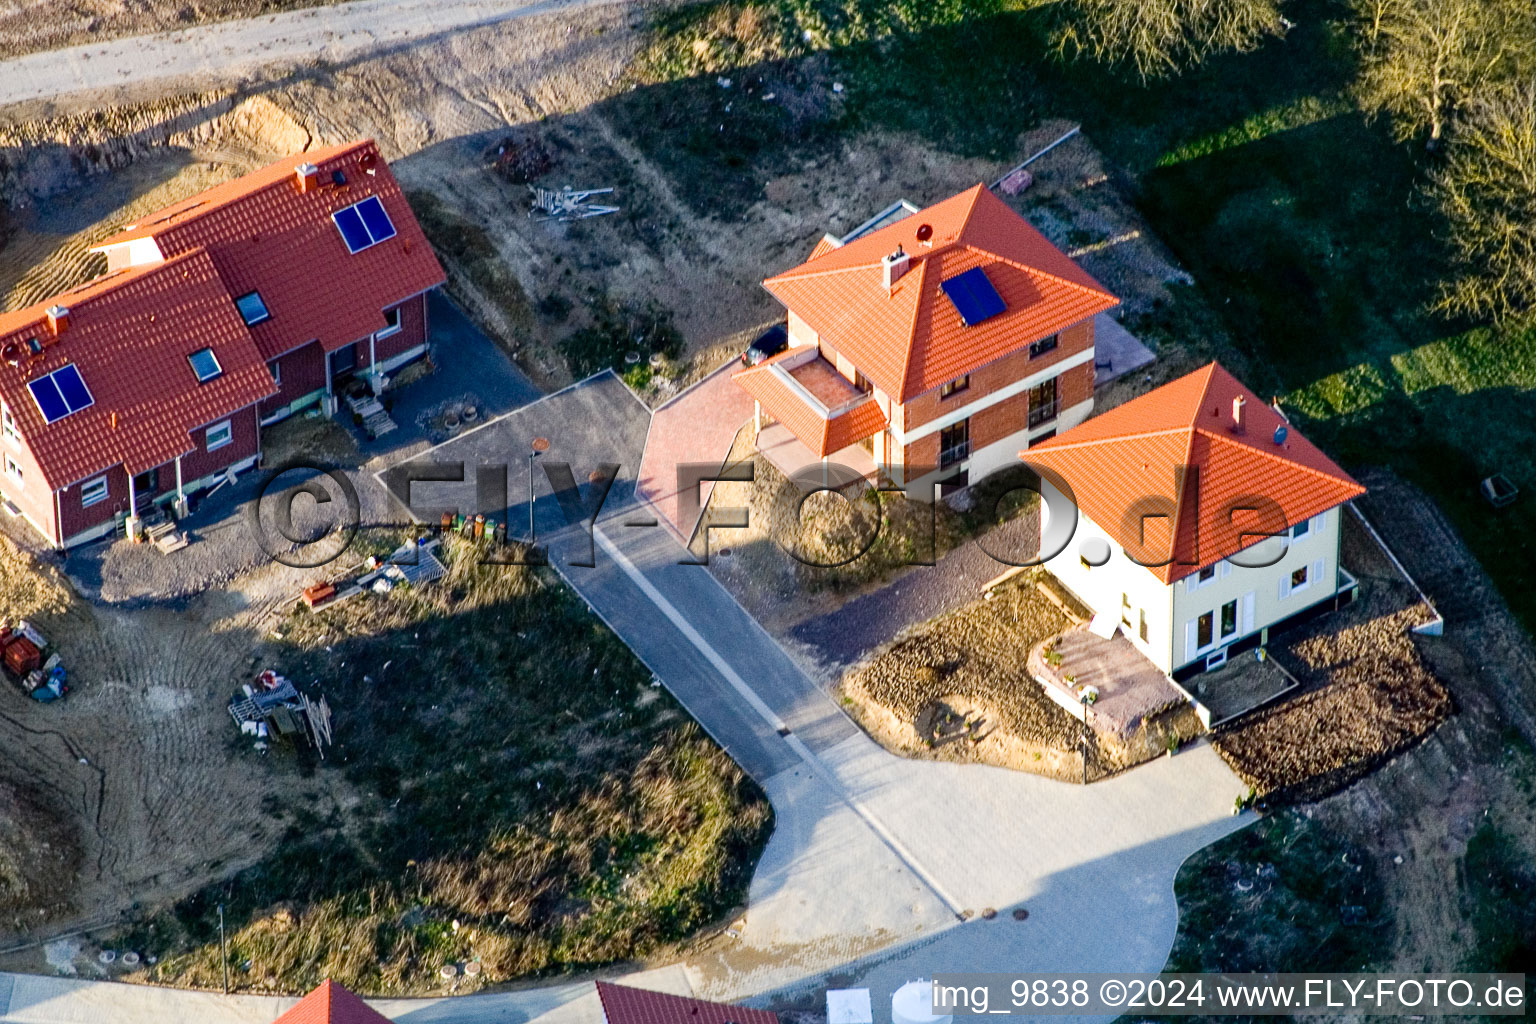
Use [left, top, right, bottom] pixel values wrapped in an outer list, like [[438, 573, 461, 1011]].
[[28, 375, 67, 423], [357, 197, 396, 244], [332, 205, 372, 253], [53, 364, 93, 413], [940, 267, 1007, 327]]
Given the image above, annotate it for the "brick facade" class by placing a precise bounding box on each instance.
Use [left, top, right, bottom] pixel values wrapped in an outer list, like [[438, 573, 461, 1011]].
[[372, 293, 428, 364]]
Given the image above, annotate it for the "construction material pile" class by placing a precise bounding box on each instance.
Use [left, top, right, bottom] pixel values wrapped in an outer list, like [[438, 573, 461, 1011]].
[[1213, 605, 1451, 803], [0, 620, 67, 702], [228, 669, 333, 757], [489, 133, 554, 184]]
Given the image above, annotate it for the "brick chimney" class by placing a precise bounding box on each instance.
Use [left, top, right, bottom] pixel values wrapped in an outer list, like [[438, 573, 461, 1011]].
[[295, 162, 320, 194], [46, 305, 69, 337], [1231, 394, 1247, 433], [881, 246, 911, 291]]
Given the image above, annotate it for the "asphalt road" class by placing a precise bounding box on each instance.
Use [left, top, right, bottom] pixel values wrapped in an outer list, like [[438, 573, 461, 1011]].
[[0, 0, 627, 108]]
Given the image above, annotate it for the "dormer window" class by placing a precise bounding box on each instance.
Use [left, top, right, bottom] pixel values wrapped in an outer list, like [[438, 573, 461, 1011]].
[[332, 196, 396, 254], [235, 291, 270, 326], [188, 347, 223, 383]]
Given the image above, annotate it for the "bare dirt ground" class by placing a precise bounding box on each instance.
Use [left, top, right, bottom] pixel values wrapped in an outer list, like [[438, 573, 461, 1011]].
[[0, 538, 317, 973], [0, 0, 345, 60]]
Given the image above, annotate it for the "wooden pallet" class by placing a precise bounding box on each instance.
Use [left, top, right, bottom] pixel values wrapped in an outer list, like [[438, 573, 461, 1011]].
[[146, 520, 187, 553]]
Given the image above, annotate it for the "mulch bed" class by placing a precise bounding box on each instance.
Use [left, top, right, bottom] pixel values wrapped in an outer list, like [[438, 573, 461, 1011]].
[[1213, 601, 1453, 804]]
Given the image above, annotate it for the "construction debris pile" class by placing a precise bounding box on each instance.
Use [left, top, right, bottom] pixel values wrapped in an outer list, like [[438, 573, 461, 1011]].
[[302, 536, 448, 612], [530, 186, 619, 221], [1, 620, 67, 702], [228, 669, 334, 757], [489, 133, 555, 184]]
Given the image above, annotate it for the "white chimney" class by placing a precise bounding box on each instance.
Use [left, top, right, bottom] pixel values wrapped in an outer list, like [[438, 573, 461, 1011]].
[[1232, 394, 1247, 433], [295, 162, 320, 194], [881, 246, 911, 291]]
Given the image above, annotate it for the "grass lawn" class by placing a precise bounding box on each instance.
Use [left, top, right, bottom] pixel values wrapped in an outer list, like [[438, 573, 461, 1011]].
[[619, 0, 1536, 634], [114, 538, 771, 996]]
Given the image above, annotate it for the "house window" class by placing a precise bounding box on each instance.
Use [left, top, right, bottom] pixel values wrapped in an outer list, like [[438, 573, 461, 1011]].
[[1080, 553, 1093, 571], [1190, 564, 1217, 592], [206, 420, 233, 452], [235, 291, 270, 326], [1290, 564, 1310, 591], [1121, 592, 1132, 627], [332, 196, 397, 254], [853, 369, 873, 394], [377, 307, 402, 339], [1197, 611, 1214, 651], [1027, 377, 1058, 428], [1220, 599, 1238, 640], [940, 375, 970, 399], [188, 348, 223, 383], [1139, 609, 1149, 642], [1, 402, 18, 445], [269, 360, 282, 388], [81, 475, 108, 508], [1029, 334, 1059, 360], [1291, 517, 1311, 541], [939, 419, 970, 468], [3, 455, 21, 484]]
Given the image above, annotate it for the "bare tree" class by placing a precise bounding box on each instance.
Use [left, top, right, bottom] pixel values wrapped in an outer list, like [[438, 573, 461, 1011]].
[[1054, 0, 1286, 81], [1432, 82, 1536, 321], [1349, 0, 1536, 147]]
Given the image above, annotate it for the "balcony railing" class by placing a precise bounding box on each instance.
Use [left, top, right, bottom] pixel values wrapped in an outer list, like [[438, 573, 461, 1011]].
[[1028, 399, 1059, 429], [939, 439, 971, 468]]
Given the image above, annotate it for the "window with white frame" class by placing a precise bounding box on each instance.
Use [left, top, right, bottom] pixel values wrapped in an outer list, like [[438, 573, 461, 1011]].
[[377, 307, 402, 338], [0, 402, 18, 445], [3, 454, 21, 483], [1279, 557, 1326, 601], [269, 360, 281, 388], [81, 475, 108, 507], [206, 420, 233, 452]]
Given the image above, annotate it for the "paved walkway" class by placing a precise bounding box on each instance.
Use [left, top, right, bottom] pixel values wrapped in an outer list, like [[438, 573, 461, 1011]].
[[383, 372, 1252, 1006], [0, 0, 629, 109], [634, 361, 754, 542]]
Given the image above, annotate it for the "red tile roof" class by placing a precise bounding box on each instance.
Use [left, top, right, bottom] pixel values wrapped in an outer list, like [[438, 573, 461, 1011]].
[[763, 184, 1118, 404], [0, 250, 275, 489], [275, 980, 391, 1024], [1022, 363, 1365, 583], [94, 140, 445, 363], [734, 351, 887, 457], [595, 982, 779, 1024]]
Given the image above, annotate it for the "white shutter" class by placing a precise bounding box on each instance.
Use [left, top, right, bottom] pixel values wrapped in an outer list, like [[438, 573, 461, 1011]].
[[1278, 572, 1291, 601], [1311, 512, 1326, 534], [1184, 620, 1197, 662], [1312, 557, 1326, 592], [1242, 592, 1256, 634], [1219, 560, 1232, 579]]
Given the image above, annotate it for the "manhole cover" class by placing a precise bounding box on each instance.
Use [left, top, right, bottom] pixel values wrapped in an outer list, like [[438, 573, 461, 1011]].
[[1012, 908, 1029, 921]]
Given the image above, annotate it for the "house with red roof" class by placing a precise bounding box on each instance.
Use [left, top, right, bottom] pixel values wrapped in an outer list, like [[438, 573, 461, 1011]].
[[736, 184, 1119, 492], [0, 141, 444, 549], [274, 979, 390, 1024], [595, 980, 779, 1024], [92, 140, 445, 426], [1023, 363, 1366, 679]]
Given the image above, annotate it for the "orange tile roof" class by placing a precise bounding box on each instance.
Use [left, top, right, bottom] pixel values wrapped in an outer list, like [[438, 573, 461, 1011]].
[[95, 140, 445, 363], [275, 980, 391, 1024], [734, 351, 887, 457], [763, 184, 1118, 404], [0, 250, 275, 489], [1022, 363, 1365, 583]]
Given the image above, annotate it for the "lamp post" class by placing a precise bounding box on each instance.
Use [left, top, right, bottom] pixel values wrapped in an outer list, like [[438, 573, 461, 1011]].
[[529, 437, 550, 544]]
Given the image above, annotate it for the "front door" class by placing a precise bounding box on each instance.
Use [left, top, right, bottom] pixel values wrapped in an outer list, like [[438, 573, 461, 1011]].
[[328, 344, 358, 383], [132, 469, 156, 510]]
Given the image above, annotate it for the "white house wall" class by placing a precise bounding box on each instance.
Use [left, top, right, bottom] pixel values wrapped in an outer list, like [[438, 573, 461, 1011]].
[[1039, 479, 1176, 672], [1169, 507, 1341, 670]]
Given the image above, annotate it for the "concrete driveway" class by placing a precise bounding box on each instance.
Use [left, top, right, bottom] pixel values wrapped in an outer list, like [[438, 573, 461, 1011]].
[[382, 370, 1252, 1007]]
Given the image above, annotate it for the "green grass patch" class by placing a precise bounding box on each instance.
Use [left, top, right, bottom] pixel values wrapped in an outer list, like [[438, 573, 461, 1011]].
[[113, 539, 771, 995], [1166, 811, 1386, 975]]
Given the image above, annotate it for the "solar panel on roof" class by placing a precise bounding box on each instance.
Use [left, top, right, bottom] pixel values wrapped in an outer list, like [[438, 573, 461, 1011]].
[[28, 376, 67, 423], [333, 205, 373, 253], [53, 365, 93, 413], [940, 266, 1006, 327], [357, 197, 396, 244], [27, 364, 92, 424]]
